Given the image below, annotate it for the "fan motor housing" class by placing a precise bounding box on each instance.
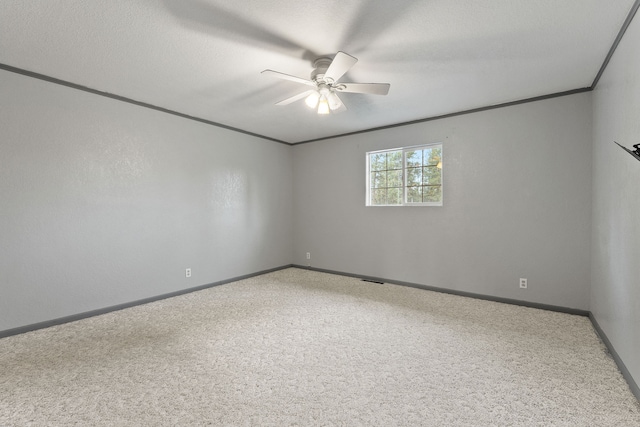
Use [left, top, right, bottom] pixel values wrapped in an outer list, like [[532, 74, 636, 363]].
[[311, 57, 333, 83]]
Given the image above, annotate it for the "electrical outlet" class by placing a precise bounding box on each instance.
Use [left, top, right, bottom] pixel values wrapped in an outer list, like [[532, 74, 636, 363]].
[[186, 268, 191, 278], [519, 278, 527, 289], [306, 252, 311, 260]]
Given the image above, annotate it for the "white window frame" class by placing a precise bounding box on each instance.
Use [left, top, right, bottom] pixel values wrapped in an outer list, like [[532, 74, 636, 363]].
[[366, 143, 443, 207]]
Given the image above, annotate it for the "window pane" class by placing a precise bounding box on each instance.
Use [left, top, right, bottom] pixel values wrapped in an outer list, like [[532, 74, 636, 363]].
[[371, 188, 387, 205], [387, 188, 402, 205], [371, 171, 386, 189], [406, 150, 422, 168], [407, 186, 422, 203], [370, 153, 386, 171], [367, 144, 442, 206], [406, 166, 422, 186], [387, 169, 402, 188], [422, 165, 441, 185], [387, 151, 403, 170], [424, 186, 442, 203]]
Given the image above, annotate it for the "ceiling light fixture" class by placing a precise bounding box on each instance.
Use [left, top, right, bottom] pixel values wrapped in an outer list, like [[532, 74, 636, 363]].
[[304, 91, 320, 109], [317, 95, 330, 115], [304, 84, 344, 115], [327, 91, 343, 111], [304, 86, 341, 115]]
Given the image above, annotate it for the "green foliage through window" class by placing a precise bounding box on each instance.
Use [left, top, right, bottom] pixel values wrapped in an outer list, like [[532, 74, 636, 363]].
[[367, 144, 442, 206]]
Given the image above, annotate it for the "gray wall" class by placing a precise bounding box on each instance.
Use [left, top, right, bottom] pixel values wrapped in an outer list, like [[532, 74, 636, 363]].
[[293, 93, 593, 310], [591, 13, 640, 392], [0, 70, 293, 332]]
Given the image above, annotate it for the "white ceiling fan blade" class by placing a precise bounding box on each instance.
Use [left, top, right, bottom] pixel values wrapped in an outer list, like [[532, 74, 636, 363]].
[[336, 82, 390, 95], [324, 51, 358, 83], [275, 90, 316, 106], [261, 70, 316, 87]]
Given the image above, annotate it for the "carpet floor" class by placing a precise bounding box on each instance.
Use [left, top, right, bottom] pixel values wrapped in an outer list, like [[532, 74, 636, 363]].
[[1, 268, 639, 426]]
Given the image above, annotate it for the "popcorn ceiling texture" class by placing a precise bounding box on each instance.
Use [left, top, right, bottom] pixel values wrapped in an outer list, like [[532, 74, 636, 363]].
[[0, 1, 634, 143], [1, 268, 638, 426]]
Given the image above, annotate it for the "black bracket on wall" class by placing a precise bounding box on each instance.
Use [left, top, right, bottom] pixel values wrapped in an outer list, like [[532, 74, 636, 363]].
[[614, 141, 640, 162]]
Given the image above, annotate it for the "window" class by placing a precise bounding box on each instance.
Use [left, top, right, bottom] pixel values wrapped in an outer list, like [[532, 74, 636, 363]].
[[366, 143, 442, 206]]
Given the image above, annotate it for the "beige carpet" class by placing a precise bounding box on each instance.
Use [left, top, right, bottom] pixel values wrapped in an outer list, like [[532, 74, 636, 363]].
[[1, 268, 639, 426]]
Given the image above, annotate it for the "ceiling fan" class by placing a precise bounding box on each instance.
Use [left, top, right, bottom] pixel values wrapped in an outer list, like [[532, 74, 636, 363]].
[[262, 51, 390, 114]]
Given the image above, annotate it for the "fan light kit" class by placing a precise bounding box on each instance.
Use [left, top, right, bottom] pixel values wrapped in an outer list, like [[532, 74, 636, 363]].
[[262, 52, 390, 114]]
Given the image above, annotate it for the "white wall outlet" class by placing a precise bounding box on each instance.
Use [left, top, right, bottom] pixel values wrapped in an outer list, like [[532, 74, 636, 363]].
[[519, 278, 527, 289], [186, 268, 191, 278], [306, 252, 311, 260]]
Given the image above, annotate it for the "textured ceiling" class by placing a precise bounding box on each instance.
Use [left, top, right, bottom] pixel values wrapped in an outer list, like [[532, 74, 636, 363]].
[[0, 1, 636, 144]]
